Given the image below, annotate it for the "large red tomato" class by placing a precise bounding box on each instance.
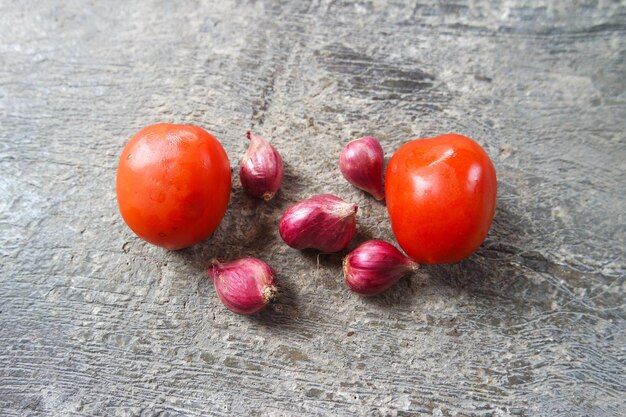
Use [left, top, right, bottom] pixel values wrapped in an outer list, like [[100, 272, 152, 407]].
[[385, 134, 497, 264], [116, 123, 231, 250]]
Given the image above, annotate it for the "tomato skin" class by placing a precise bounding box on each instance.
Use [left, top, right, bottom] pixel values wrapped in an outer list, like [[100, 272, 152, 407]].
[[385, 134, 497, 264], [116, 124, 231, 250]]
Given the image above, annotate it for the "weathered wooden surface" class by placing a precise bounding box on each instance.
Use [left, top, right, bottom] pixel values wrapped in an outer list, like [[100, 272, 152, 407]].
[[1, 1, 624, 416]]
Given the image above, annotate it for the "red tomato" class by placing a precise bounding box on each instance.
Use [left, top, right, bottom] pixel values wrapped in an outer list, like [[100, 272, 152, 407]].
[[385, 134, 497, 264], [116, 123, 231, 250]]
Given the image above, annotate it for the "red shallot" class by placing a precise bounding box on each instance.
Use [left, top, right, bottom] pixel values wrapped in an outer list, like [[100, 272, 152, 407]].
[[240, 132, 284, 201], [343, 240, 419, 296], [208, 257, 277, 315], [339, 136, 385, 200], [279, 194, 358, 252]]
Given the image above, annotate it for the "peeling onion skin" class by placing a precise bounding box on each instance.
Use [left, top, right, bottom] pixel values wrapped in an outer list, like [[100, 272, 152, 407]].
[[208, 257, 277, 315], [279, 194, 358, 252], [344, 240, 419, 296]]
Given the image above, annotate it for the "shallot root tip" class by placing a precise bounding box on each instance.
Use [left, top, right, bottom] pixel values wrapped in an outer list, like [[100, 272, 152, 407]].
[[263, 285, 278, 302]]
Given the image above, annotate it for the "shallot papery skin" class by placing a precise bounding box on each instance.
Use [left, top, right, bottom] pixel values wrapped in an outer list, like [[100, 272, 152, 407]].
[[343, 240, 419, 296], [279, 194, 358, 252], [240, 132, 284, 201], [339, 136, 385, 200], [208, 257, 277, 315]]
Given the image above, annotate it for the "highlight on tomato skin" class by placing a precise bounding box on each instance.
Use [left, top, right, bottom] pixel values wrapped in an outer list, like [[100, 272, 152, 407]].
[[116, 123, 231, 250], [385, 133, 497, 264]]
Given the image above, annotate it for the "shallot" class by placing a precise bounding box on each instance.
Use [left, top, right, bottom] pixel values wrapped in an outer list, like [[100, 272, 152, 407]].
[[279, 194, 358, 252], [208, 257, 277, 315], [240, 132, 283, 201], [343, 240, 419, 296], [339, 136, 385, 200]]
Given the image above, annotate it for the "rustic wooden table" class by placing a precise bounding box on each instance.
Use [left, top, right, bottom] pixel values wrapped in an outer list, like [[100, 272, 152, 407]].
[[1, 1, 624, 416]]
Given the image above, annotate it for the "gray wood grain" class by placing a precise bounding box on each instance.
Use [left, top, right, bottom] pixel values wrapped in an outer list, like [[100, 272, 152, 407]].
[[1, 1, 624, 416]]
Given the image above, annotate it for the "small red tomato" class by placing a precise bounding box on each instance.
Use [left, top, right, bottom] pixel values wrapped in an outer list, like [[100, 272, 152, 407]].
[[385, 134, 497, 264], [116, 123, 231, 250]]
